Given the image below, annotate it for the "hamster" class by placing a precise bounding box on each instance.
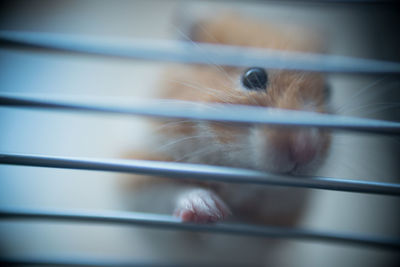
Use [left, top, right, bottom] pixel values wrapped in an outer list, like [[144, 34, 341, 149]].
[[121, 12, 331, 265]]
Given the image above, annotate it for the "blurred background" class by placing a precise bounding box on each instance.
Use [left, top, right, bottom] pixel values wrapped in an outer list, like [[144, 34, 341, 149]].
[[0, 0, 399, 266]]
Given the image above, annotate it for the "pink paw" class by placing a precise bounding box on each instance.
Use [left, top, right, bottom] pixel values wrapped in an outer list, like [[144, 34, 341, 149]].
[[174, 189, 231, 223]]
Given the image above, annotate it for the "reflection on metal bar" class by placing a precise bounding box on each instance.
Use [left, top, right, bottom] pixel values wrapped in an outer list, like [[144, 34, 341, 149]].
[[2, 95, 400, 135], [1, 153, 399, 196], [1, 31, 400, 74], [218, 0, 397, 3], [1, 208, 399, 250], [0, 256, 237, 267]]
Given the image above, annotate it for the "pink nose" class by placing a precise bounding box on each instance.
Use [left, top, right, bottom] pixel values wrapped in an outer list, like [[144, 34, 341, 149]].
[[289, 132, 317, 165]]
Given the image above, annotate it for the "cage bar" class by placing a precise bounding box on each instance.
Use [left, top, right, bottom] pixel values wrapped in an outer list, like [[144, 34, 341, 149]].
[[1, 208, 399, 250], [0, 256, 236, 267], [1, 153, 399, 196], [1, 31, 400, 74], [1, 95, 400, 135]]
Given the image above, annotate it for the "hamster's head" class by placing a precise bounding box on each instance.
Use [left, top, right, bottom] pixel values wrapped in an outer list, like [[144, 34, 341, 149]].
[[160, 14, 331, 174]]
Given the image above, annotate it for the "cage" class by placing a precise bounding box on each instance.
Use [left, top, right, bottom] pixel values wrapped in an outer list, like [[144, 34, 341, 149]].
[[0, 1, 399, 266]]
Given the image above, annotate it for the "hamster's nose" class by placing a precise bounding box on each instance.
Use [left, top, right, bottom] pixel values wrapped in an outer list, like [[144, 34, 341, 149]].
[[289, 129, 318, 165]]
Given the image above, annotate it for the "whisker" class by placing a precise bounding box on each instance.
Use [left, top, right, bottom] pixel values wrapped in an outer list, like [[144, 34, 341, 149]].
[[152, 119, 194, 133], [157, 134, 215, 152], [360, 103, 400, 117], [172, 25, 237, 87], [177, 141, 251, 164], [175, 144, 218, 162], [167, 79, 234, 103], [335, 76, 388, 114]]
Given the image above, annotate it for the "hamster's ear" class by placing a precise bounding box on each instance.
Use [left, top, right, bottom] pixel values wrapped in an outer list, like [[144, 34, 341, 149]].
[[172, 3, 229, 43], [171, 4, 209, 42]]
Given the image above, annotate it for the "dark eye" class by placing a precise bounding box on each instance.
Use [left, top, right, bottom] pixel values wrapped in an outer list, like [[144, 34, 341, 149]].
[[241, 67, 268, 91]]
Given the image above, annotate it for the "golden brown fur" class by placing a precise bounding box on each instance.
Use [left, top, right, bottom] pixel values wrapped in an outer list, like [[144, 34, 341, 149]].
[[123, 13, 331, 227]]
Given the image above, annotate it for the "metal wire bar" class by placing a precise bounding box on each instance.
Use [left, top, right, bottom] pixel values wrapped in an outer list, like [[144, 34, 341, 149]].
[[1, 153, 399, 196], [218, 0, 397, 3], [0, 256, 239, 267], [2, 95, 400, 135], [0, 207, 399, 250], [224, 0, 398, 3], [1, 31, 400, 74]]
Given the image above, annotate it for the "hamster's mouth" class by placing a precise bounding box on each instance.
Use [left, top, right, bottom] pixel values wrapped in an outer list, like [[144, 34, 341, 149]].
[[271, 163, 299, 176], [264, 162, 307, 176], [255, 160, 298, 176], [287, 163, 299, 175]]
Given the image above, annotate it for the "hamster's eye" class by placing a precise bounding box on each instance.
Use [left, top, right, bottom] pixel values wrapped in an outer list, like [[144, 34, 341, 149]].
[[241, 67, 268, 91]]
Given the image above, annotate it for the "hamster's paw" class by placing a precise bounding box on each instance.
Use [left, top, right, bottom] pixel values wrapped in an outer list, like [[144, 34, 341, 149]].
[[174, 188, 231, 223]]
